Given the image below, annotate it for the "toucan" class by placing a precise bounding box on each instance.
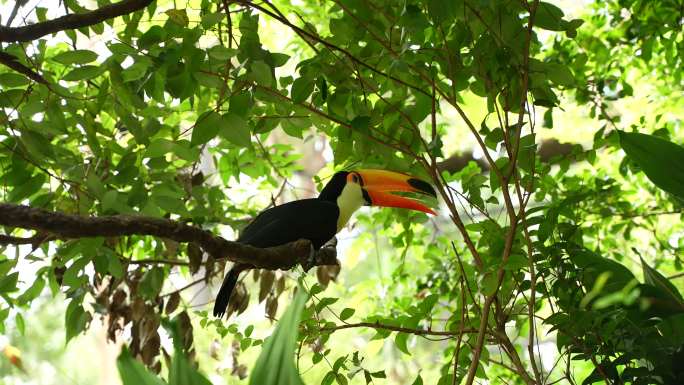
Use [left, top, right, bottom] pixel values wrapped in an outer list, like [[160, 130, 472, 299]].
[[213, 169, 437, 317]]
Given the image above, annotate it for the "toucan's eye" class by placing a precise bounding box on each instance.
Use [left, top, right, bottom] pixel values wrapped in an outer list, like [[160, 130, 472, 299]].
[[352, 174, 359, 183]]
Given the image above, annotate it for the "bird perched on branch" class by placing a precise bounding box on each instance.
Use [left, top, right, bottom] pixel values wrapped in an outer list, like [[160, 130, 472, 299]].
[[213, 169, 437, 317]]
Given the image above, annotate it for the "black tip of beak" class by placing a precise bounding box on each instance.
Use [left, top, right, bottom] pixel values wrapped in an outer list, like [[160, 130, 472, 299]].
[[408, 178, 437, 197]]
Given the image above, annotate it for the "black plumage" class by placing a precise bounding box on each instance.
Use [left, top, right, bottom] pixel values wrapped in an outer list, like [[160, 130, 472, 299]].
[[212, 169, 436, 318], [213, 172, 349, 317]]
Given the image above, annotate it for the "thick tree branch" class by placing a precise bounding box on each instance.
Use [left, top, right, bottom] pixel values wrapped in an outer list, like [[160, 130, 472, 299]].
[[0, 0, 153, 43], [0, 203, 338, 271], [0, 51, 46, 84], [0, 232, 50, 245]]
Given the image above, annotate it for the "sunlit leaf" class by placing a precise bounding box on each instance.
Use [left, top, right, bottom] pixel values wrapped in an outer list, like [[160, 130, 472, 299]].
[[248, 287, 308, 385], [619, 131, 684, 199], [117, 347, 166, 385]]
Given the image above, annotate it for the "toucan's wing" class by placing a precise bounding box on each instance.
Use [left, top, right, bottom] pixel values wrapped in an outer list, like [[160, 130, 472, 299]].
[[214, 199, 339, 317], [238, 199, 339, 249]]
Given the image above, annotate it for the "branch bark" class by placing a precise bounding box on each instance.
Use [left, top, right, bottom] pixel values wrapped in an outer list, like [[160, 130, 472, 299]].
[[0, 203, 338, 272], [0, 0, 153, 43], [0, 51, 46, 84]]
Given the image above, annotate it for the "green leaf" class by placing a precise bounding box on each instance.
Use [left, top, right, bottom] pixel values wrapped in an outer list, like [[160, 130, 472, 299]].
[[350, 116, 371, 131], [249, 286, 309, 385], [208, 46, 237, 61], [619, 131, 684, 199], [220, 113, 252, 147], [0, 272, 19, 293], [117, 347, 167, 385], [21, 130, 54, 159], [250, 60, 273, 87], [201, 12, 223, 28], [570, 248, 636, 293], [52, 50, 98, 65], [0, 73, 30, 87], [481, 272, 499, 296], [167, 320, 213, 385], [63, 255, 92, 288], [122, 61, 149, 82], [165, 9, 189, 27], [641, 257, 684, 304], [145, 138, 176, 158], [339, 308, 355, 321], [291, 77, 315, 103], [427, 0, 455, 24], [270, 53, 290, 67], [370, 370, 386, 379], [192, 111, 222, 146], [322, 372, 336, 385], [504, 254, 529, 270], [9, 174, 46, 202], [394, 332, 410, 355], [17, 275, 45, 305], [193, 72, 224, 88], [62, 65, 104, 81], [534, 2, 565, 31], [108, 43, 138, 56], [545, 63, 575, 86], [109, 255, 125, 279], [138, 26, 166, 50], [65, 299, 90, 343], [0, 89, 25, 107], [139, 267, 165, 299]]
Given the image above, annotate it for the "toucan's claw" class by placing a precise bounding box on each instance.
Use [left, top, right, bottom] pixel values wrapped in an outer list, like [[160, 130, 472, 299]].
[[309, 243, 316, 262], [301, 243, 316, 272]]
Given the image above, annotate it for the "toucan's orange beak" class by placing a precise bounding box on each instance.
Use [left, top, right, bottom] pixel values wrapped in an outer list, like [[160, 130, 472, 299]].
[[356, 169, 437, 215]]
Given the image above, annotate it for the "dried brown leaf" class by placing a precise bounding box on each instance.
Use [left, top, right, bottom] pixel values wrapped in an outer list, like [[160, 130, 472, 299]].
[[259, 270, 275, 302], [187, 243, 203, 274], [276, 275, 285, 294], [141, 332, 161, 366], [162, 238, 179, 258], [131, 297, 146, 322], [177, 310, 194, 351], [165, 292, 181, 314], [265, 294, 278, 319]]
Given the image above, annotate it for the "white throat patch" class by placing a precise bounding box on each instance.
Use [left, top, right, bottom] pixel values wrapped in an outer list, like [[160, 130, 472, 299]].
[[336, 182, 366, 232]]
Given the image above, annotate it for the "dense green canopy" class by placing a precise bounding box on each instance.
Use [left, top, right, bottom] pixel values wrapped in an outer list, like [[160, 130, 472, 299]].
[[1, 0, 683, 384]]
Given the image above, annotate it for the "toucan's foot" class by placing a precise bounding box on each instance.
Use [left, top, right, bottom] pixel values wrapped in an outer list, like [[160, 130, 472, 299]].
[[307, 243, 316, 264]]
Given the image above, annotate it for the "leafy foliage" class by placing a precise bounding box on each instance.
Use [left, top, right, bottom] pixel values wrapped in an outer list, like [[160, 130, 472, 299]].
[[0, 0, 683, 384]]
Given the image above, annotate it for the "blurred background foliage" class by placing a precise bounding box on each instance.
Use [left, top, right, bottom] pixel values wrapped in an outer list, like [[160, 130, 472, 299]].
[[0, 0, 683, 384]]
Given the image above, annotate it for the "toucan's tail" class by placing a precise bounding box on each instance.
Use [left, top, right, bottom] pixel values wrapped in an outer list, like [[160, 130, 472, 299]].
[[213, 265, 246, 317]]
